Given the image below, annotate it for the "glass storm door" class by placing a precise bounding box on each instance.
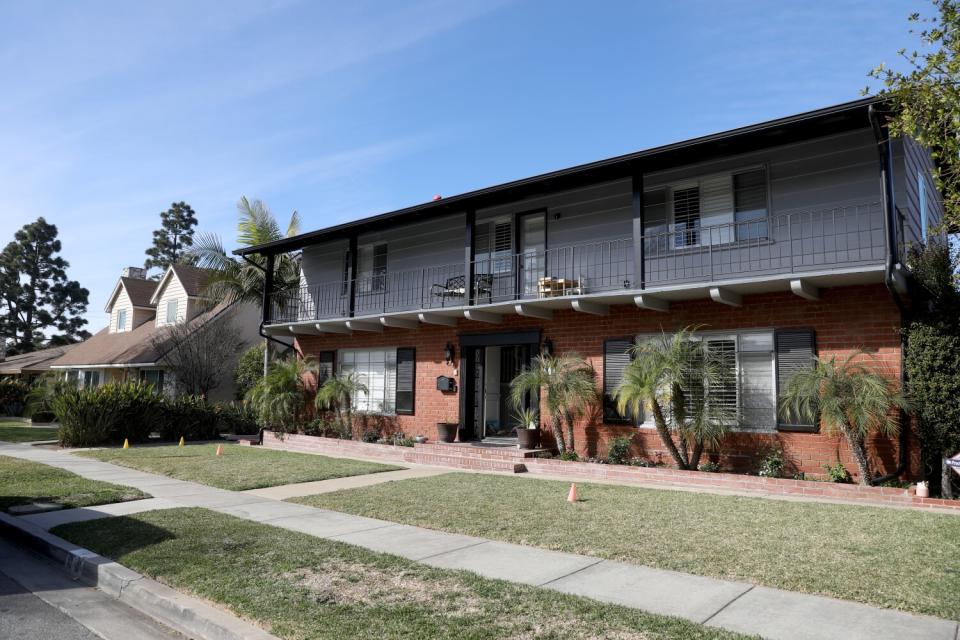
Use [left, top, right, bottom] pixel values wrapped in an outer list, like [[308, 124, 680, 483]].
[[518, 212, 546, 296]]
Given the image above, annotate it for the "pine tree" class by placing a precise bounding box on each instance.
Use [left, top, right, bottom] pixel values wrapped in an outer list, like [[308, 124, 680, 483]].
[[144, 201, 198, 273], [0, 218, 90, 354]]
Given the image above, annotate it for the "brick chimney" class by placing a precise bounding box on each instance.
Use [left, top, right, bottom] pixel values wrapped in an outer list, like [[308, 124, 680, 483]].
[[121, 266, 148, 280]]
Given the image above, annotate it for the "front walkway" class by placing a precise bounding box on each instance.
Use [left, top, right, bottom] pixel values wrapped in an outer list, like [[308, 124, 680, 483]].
[[0, 442, 955, 640]]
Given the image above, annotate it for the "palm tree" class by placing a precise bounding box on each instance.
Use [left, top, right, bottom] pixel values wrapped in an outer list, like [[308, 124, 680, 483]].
[[315, 372, 368, 439], [613, 327, 736, 470], [779, 351, 907, 485], [245, 357, 316, 436], [189, 197, 302, 373], [510, 353, 596, 454]]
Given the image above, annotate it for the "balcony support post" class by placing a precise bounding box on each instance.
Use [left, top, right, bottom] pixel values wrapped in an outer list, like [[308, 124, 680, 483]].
[[465, 209, 476, 305], [261, 253, 275, 326], [632, 171, 645, 289], [347, 235, 358, 318]]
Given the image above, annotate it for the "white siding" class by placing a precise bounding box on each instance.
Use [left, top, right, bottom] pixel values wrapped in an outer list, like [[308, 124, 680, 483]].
[[154, 273, 190, 327], [109, 288, 134, 333]]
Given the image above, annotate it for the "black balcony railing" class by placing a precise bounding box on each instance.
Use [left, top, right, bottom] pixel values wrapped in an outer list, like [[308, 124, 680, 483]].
[[267, 202, 884, 325]]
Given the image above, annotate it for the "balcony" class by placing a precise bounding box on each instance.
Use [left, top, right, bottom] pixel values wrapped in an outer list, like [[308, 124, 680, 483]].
[[268, 202, 886, 327]]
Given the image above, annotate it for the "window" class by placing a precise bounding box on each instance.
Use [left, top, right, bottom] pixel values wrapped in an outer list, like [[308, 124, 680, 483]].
[[475, 218, 513, 275], [66, 370, 80, 387], [140, 369, 165, 390], [82, 371, 101, 388], [318, 351, 335, 386], [734, 168, 768, 240], [116, 309, 127, 332], [644, 167, 768, 248], [165, 299, 178, 324], [775, 329, 817, 431], [339, 348, 399, 414], [395, 347, 416, 415], [358, 243, 387, 292]]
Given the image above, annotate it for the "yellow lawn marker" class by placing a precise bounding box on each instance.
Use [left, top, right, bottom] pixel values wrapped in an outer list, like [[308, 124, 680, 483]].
[[123, 438, 130, 449], [178, 436, 185, 447]]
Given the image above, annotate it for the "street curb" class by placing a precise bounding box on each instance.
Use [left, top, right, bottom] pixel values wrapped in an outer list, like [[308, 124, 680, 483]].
[[0, 511, 278, 640]]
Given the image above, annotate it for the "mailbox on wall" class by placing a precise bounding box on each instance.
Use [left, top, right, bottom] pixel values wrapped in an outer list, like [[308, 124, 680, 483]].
[[436, 376, 457, 393]]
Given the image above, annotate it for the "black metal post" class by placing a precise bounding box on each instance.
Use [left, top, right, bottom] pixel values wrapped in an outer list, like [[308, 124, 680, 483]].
[[347, 235, 358, 318], [465, 210, 476, 305], [631, 171, 645, 289]]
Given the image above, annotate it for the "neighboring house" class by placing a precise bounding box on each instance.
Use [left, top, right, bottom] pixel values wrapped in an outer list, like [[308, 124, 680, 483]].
[[237, 98, 941, 479], [0, 344, 77, 383], [50, 264, 262, 402]]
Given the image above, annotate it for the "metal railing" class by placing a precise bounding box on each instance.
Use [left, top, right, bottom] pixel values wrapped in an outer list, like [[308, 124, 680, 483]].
[[267, 201, 884, 324]]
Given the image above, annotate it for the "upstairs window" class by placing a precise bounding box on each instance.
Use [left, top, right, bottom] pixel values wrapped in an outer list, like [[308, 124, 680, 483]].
[[672, 186, 701, 248], [475, 218, 513, 275], [166, 299, 178, 324], [734, 168, 768, 240], [358, 243, 387, 292], [116, 309, 127, 332]]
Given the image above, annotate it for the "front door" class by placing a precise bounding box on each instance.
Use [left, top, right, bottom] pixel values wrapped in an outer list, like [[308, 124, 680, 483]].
[[518, 211, 546, 297]]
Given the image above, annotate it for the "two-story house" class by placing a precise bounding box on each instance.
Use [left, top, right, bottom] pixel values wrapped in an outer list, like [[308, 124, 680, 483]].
[[238, 98, 941, 479], [50, 264, 262, 401]]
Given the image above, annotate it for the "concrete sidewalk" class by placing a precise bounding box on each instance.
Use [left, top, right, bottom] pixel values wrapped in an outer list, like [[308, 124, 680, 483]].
[[2, 442, 956, 640]]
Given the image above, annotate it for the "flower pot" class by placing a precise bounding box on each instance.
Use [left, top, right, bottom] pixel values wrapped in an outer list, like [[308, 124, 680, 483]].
[[436, 422, 458, 443], [916, 481, 929, 498], [517, 428, 540, 450]]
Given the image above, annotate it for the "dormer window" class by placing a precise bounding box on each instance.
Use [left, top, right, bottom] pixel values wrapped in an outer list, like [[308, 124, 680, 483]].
[[166, 299, 178, 324], [116, 309, 127, 332]]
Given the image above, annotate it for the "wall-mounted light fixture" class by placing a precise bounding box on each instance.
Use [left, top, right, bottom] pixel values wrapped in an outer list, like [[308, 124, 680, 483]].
[[444, 342, 456, 365], [541, 337, 554, 357]]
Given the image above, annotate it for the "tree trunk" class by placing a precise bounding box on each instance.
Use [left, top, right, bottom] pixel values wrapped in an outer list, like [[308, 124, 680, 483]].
[[690, 439, 704, 471], [262, 338, 271, 377], [563, 409, 576, 454], [943, 457, 954, 499], [650, 401, 688, 469], [551, 413, 566, 453], [844, 427, 872, 486]]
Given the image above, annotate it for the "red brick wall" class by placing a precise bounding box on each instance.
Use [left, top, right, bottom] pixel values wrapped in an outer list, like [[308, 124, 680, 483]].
[[295, 283, 915, 481]]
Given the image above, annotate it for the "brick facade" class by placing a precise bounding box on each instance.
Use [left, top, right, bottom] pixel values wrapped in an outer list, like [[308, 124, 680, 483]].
[[295, 283, 916, 481]]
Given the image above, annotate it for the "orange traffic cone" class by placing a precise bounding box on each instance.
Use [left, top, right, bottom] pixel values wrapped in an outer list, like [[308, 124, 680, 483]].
[[123, 438, 130, 449], [567, 483, 578, 503], [215, 444, 223, 457]]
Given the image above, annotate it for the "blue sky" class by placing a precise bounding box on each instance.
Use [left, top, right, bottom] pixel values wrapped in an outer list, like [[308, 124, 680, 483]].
[[0, 0, 925, 330]]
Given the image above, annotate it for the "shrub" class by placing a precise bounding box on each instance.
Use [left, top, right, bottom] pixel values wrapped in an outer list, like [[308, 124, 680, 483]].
[[234, 343, 265, 400], [157, 396, 221, 442], [823, 461, 852, 484], [303, 416, 348, 439], [246, 357, 315, 436], [213, 402, 259, 435], [757, 447, 786, 478], [559, 450, 579, 462], [53, 382, 162, 447], [606, 435, 633, 465], [0, 378, 30, 416], [360, 428, 380, 443], [698, 461, 722, 473]]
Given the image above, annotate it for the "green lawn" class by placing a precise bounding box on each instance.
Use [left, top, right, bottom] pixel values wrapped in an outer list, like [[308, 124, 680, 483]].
[[0, 455, 147, 512], [53, 508, 752, 640], [294, 473, 960, 620], [0, 424, 59, 443], [75, 443, 403, 491]]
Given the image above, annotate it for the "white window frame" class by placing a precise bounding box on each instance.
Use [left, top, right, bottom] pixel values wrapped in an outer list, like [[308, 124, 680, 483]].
[[337, 347, 398, 415], [645, 164, 770, 250], [116, 309, 127, 332], [165, 299, 178, 324], [633, 329, 776, 433]]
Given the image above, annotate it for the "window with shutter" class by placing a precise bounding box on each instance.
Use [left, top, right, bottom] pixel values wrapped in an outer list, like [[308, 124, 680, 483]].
[[318, 351, 335, 386], [706, 338, 737, 412], [475, 218, 513, 275], [776, 329, 817, 431], [734, 168, 768, 240], [603, 338, 635, 423], [395, 347, 416, 415], [672, 187, 700, 248]]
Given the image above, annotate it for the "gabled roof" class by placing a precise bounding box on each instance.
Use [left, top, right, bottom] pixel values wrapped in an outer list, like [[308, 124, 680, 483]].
[[103, 277, 158, 312], [235, 97, 882, 257], [50, 301, 231, 368], [0, 344, 78, 376], [149, 264, 214, 305]]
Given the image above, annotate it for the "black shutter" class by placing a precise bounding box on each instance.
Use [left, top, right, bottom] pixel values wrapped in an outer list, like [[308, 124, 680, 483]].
[[776, 329, 817, 431], [318, 351, 335, 386], [603, 338, 634, 424], [396, 347, 416, 415]]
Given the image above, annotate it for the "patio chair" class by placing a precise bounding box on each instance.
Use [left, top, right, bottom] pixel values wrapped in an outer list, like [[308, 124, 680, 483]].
[[431, 275, 467, 302]]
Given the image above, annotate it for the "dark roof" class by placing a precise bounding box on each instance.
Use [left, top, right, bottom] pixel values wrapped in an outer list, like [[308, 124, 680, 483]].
[[50, 302, 231, 368], [170, 264, 213, 297], [0, 345, 78, 375], [121, 277, 158, 308], [236, 97, 882, 257]]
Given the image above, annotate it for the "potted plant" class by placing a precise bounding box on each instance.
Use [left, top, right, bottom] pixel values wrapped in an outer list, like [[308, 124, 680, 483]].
[[516, 407, 540, 449], [436, 420, 458, 443]]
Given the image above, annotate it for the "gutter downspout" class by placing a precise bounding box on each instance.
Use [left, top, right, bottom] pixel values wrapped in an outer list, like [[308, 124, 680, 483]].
[[869, 103, 909, 486], [239, 254, 297, 355]]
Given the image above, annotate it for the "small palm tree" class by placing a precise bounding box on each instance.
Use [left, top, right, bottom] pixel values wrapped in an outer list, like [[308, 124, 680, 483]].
[[614, 327, 736, 470], [315, 373, 368, 439], [779, 351, 907, 485], [189, 197, 302, 374], [245, 357, 316, 436], [510, 353, 596, 454]]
